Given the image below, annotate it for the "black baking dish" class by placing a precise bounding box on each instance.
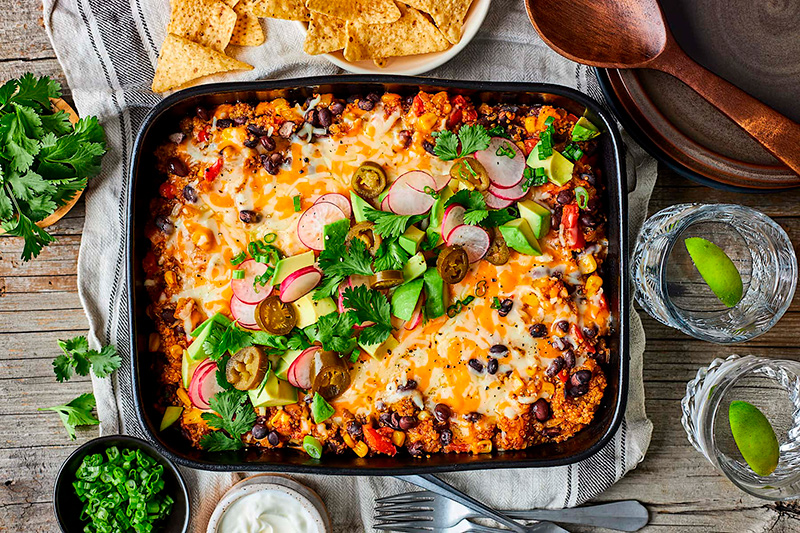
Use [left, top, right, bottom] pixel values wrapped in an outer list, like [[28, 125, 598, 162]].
[[127, 76, 629, 474]]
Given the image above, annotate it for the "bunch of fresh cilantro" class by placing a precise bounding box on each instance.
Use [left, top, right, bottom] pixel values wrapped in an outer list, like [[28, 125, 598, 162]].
[[0, 74, 107, 261]]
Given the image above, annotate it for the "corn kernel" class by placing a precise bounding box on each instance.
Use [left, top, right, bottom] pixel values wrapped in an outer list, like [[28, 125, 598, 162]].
[[586, 274, 603, 296], [525, 366, 536, 377], [176, 388, 191, 407], [391, 431, 406, 447], [183, 408, 205, 425], [418, 112, 438, 132], [579, 254, 598, 275], [169, 344, 183, 358], [256, 407, 266, 416], [524, 116, 538, 134], [270, 409, 284, 426], [164, 271, 177, 286], [418, 411, 429, 421], [342, 432, 356, 448], [148, 333, 161, 352], [354, 441, 369, 457], [540, 382, 555, 396], [475, 439, 493, 454]]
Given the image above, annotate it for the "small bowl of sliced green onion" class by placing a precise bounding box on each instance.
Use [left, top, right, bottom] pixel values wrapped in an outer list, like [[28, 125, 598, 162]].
[[54, 434, 189, 533]]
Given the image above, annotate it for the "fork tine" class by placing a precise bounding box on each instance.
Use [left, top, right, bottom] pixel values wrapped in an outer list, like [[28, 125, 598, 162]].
[[375, 501, 434, 512], [376, 491, 434, 504], [373, 521, 435, 532], [374, 510, 434, 521]]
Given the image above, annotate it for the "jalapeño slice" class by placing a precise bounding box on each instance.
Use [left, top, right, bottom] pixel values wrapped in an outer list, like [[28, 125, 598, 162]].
[[347, 221, 382, 255], [312, 350, 351, 400], [437, 245, 469, 284], [255, 294, 297, 335], [449, 157, 490, 191], [352, 161, 387, 199], [226, 346, 269, 390], [370, 269, 404, 290]]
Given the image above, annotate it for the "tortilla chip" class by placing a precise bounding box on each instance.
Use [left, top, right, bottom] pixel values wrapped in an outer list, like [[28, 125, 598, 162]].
[[303, 13, 346, 54], [306, 0, 400, 24], [152, 34, 253, 93], [230, 0, 266, 46], [343, 4, 448, 61], [400, 0, 473, 44], [223, 0, 240, 6], [250, 0, 310, 20], [167, 0, 238, 52]]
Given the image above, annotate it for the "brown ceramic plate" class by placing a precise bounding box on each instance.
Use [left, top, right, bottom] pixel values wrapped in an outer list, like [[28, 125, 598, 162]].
[[595, 0, 800, 191]]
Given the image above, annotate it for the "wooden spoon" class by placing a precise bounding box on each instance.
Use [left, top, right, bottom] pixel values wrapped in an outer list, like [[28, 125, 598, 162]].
[[526, 0, 800, 177]]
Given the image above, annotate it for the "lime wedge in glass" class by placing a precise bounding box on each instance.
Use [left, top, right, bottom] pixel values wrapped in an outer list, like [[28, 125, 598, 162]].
[[684, 237, 744, 307], [729, 400, 779, 476]]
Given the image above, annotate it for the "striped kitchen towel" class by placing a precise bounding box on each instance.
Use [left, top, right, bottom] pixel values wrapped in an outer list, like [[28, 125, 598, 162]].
[[43, 0, 654, 529]]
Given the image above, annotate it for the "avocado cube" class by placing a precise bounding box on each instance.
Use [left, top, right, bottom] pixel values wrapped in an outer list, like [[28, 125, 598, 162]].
[[526, 144, 575, 186], [186, 313, 230, 361], [428, 186, 454, 239], [293, 291, 337, 328], [402, 252, 427, 282], [518, 200, 551, 239], [399, 225, 425, 255], [323, 218, 351, 250], [423, 267, 447, 319], [499, 218, 543, 256], [181, 349, 200, 389], [249, 372, 298, 407], [350, 191, 373, 223], [270, 251, 316, 286], [358, 334, 399, 360], [274, 349, 302, 381], [391, 278, 424, 320]]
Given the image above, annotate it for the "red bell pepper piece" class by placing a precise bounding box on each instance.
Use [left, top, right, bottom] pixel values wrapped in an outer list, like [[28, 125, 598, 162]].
[[561, 204, 584, 250], [411, 94, 425, 116], [197, 126, 210, 143], [571, 323, 596, 354], [558, 369, 569, 383], [523, 138, 539, 156], [204, 157, 223, 182], [364, 426, 397, 456], [159, 182, 176, 199], [445, 107, 463, 130]]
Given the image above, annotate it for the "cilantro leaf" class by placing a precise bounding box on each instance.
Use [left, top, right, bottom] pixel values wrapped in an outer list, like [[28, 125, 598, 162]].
[[53, 354, 74, 383], [1, 211, 55, 261], [1, 105, 42, 172], [305, 311, 358, 354], [342, 285, 393, 346], [315, 231, 374, 300], [374, 239, 410, 271], [432, 130, 460, 160], [251, 331, 288, 350], [287, 332, 311, 351], [200, 431, 243, 452], [432, 124, 491, 161], [200, 389, 256, 451], [53, 336, 120, 381], [483, 207, 518, 228], [8, 73, 60, 111], [463, 209, 488, 225], [446, 189, 486, 211], [87, 345, 121, 378], [362, 204, 426, 239], [203, 321, 253, 360], [39, 392, 99, 440]]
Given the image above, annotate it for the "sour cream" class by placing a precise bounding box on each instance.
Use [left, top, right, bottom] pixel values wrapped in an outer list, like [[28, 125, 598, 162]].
[[217, 489, 319, 533]]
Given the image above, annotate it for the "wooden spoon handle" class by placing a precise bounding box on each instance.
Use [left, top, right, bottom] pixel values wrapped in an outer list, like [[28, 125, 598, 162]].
[[656, 52, 800, 177]]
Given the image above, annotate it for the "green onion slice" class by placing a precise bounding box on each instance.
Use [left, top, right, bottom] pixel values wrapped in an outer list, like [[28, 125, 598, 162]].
[[293, 195, 302, 212], [230, 251, 247, 266], [232, 269, 245, 280], [264, 232, 277, 243], [303, 435, 323, 459], [574, 186, 589, 210]]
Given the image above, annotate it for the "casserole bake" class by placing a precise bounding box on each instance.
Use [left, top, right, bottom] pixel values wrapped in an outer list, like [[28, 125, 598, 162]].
[[128, 76, 628, 473]]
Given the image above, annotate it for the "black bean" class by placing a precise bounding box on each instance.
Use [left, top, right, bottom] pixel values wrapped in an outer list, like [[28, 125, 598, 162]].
[[422, 139, 436, 155], [233, 116, 248, 125], [433, 403, 451, 422], [407, 441, 424, 456], [568, 383, 590, 397], [358, 99, 374, 111], [260, 136, 276, 151], [570, 370, 592, 387], [247, 124, 268, 136], [347, 421, 363, 439], [489, 344, 508, 356], [468, 358, 484, 373], [267, 430, 281, 446], [556, 320, 569, 333], [580, 172, 596, 187], [155, 215, 174, 234], [552, 205, 563, 227], [182, 185, 198, 203], [464, 412, 482, 423], [556, 189, 574, 205], [195, 106, 210, 121], [545, 356, 566, 378], [403, 95, 415, 108], [251, 423, 268, 440], [398, 130, 412, 148], [542, 427, 561, 437], [329, 101, 345, 115], [278, 121, 295, 138], [529, 323, 548, 338], [563, 349, 576, 369], [243, 136, 259, 148], [305, 109, 320, 127], [346, 94, 359, 104], [378, 412, 393, 429], [261, 154, 278, 175], [216, 118, 234, 129], [487, 357, 499, 375], [498, 298, 513, 317], [318, 108, 333, 128], [532, 398, 551, 422], [160, 307, 175, 323], [440, 428, 453, 446], [397, 380, 417, 391], [366, 92, 381, 103], [586, 196, 601, 213], [580, 213, 598, 227], [582, 325, 598, 338], [551, 336, 569, 351], [239, 210, 259, 223], [167, 157, 188, 177], [399, 415, 419, 430]]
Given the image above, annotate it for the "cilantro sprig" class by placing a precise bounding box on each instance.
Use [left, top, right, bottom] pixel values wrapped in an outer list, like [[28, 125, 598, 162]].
[[342, 285, 393, 346], [362, 204, 426, 239], [53, 336, 121, 382], [39, 392, 100, 440], [432, 124, 491, 161], [203, 320, 253, 360], [0, 74, 106, 261], [374, 239, 410, 271], [200, 389, 257, 451], [304, 311, 358, 354], [445, 190, 517, 228], [315, 229, 374, 299]]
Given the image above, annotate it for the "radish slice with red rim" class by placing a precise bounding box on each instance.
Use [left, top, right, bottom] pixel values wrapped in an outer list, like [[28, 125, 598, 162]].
[[489, 181, 527, 201], [432, 174, 451, 191], [230, 295, 258, 328], [288, 346, 320, 389], [446, 224, 490, 263], [380, 195, 391, 211], [484, 191, 514, 209], [388, 172, 436, 215], [315, 193, 352, 219], [280, 265, 323, 303], [231, 259, 272, 304], [405, 295, 424, 330], [297, 201, 347, 251], [404, 170, 437, 194], [188, 360, 219, 410], [442, 204, 465, 244], [474, 137, 525, 188]]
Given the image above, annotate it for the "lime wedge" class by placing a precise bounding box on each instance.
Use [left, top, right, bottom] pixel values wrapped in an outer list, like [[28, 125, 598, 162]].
[[729, 400, 779, 476], [684, 237, 743, 307]]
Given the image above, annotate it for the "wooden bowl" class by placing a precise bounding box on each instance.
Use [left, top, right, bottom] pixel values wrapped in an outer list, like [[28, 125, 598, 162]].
[[38, 98, 83, 228]]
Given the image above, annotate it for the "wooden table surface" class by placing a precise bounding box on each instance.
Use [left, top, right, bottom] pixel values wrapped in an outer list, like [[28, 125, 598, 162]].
[[3, 2, 800, 531]]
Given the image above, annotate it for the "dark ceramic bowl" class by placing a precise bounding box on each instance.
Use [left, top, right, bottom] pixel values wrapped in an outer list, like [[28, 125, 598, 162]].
[[53, 435, 189, 533]]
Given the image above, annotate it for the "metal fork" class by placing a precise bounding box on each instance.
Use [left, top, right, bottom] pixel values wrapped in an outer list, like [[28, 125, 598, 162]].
[[374, 518, 566, 533], [376, 489, 649, 532]]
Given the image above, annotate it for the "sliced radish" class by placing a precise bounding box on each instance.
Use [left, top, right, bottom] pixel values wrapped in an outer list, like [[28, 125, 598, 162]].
[[404, 171, 438, 194], [388, 172, 436, 215], [288, 346, 320, 389], [405, 295, 424, 330], [446, 224, 491, 263], [231, 259, 271, 304], [297, 201, 347, 251], [489, 181, 527, 201], [230, 295, 258, 328], [380, 195, 391, 211], [442, 204, 465, 242], [475, 137, 526, 188], [484, 191, 514, 209], [315, 193, 351, 219], [188, 360, 219, 410], [280, 265, 322, 303], [432, 174, 451, 191]]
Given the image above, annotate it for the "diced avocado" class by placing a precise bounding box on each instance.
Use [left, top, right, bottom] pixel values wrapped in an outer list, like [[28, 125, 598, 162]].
[[571, 116, 601, 143], [399, 225, 425, 256], [323, 218, 350, 249], [499, 218, 543, 256], [186, 313, 231, 361], [423, 267, 447, 319], [294, 291, 337, 328], [526, 144, 575, 186], [428, 186, 453, 240], [181, 350, 199, 388], [392, 279, 424, 320], [270, 251, 316, 286], [518, 200, 551, 239], [359, 334, 399, 360], [249, 372, 298, 407], [274, 349, 303, 380], [576, 116, 599, 133], [351, 191, 372, 223], [403, 252, 427, 282], [159, 406, 183, 431]]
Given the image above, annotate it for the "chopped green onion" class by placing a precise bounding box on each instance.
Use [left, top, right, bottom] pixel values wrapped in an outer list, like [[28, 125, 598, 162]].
[[248, 242, 260, 257], [254, 254, 270, 263], [544, 116, 555, 126], [575, 186, 589, 210], [495, 142, 516, 158], [293, 195, 302, 212], [303, 435, 323, 459], [535, 167, 546, 177], [475, 280, 487, 297], [264, 232, 277, 243], [573, 148, 584, 161], [230, 251, 247, 266], [423, 185, 440, 199], [232, 270, 245, 280], [490, 296, 501, 309]]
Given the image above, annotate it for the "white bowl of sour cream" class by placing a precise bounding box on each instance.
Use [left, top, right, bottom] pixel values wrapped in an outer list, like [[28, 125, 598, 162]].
[[207, 475, 330, 533]]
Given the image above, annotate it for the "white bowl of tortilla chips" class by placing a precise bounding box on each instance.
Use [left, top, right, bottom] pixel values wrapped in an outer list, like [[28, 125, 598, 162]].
[[292, 0, 491, 74]]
